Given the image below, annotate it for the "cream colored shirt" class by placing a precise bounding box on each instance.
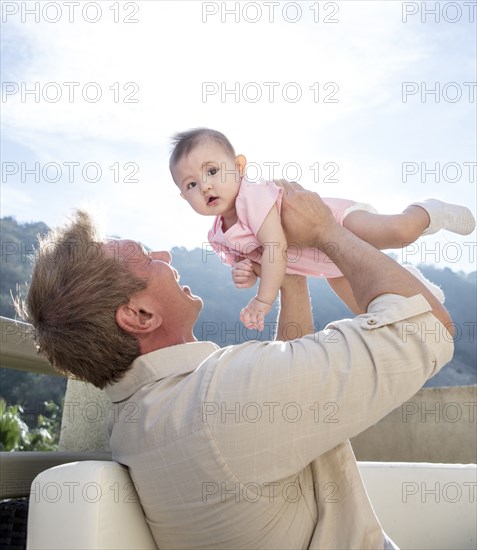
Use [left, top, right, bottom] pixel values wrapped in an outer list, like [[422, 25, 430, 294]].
[[106, 294, 453, 549]]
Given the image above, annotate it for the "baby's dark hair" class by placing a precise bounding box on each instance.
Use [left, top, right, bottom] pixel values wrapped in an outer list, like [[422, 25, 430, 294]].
[[169, 128, 235, 171]]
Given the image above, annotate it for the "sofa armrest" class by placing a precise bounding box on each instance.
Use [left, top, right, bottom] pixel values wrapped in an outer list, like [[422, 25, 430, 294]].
[[359, 461, 477, 550], [27, 460, 157, 550]]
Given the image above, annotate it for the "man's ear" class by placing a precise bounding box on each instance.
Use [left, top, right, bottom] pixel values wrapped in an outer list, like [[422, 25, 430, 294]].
[[235, 154, 247, 177], [116, 301, 162, 335]]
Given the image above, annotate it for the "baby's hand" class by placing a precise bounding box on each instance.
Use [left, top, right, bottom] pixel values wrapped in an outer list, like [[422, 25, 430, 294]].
[[232, 259, 258, 289], [240, 297, 272, 331]]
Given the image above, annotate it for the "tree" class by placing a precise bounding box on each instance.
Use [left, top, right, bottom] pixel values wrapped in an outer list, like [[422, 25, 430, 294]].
[[0, 399, 60, 452]]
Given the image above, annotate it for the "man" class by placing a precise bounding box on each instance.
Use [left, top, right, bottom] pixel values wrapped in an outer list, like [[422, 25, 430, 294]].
[[19, 183, 454, 549]]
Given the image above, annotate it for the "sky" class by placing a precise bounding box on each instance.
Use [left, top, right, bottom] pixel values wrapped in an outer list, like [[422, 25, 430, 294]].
[[1, 0, 476, 273]]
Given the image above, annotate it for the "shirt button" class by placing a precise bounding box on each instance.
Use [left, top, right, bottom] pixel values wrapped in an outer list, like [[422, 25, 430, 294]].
[[367, 318, 377, 325]]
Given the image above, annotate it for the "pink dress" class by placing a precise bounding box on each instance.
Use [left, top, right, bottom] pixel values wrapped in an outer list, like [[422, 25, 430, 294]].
[[207, 178, 362, 278]]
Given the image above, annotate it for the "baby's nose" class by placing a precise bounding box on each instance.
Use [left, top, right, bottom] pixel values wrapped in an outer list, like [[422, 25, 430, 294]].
[[200, 180, 212, 193]]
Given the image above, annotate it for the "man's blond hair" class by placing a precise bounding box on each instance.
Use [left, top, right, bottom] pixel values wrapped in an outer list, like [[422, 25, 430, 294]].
[[15, 210, 147, 389]]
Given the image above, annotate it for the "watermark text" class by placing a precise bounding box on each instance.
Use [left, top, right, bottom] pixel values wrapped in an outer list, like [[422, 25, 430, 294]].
[[1, 1, 140, 24]]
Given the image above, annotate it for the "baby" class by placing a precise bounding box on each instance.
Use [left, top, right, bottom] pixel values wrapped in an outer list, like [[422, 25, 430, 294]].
[[170, 128, 476, 330]]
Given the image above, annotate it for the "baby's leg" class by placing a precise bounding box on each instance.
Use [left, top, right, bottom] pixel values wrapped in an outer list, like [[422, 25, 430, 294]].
[[327, 277, 363, 314], [343, 199, 476, 250], [343, 207, 429, 250]]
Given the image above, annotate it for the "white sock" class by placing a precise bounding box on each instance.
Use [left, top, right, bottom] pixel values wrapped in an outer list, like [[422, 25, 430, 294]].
[[411, 198, 476, 236]]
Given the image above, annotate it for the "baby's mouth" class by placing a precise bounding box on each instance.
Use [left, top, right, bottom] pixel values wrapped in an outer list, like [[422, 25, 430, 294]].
[[207, 196, 218, 205]]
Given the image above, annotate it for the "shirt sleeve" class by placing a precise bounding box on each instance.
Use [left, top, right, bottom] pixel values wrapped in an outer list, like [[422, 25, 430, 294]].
[[201, 294, 454, 483], [236, 179, 282, 236]]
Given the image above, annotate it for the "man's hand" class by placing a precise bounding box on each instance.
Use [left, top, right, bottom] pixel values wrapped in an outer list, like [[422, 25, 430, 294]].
[[232, 259, 257, 289], [274, 180, 337, 249]]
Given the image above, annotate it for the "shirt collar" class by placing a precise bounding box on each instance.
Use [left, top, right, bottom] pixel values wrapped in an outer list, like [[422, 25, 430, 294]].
[[105, 341, 219, 403]]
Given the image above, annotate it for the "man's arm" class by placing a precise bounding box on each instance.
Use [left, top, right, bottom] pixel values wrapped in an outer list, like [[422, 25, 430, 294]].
[[276, 274, 314, 341], [278, 182, 454, 336], [207, 183, 455, 482]]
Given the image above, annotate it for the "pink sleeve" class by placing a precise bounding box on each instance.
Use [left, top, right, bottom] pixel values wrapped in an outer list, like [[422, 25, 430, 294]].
[[207, 231, 241, 267], [236, 180, 282, 236]]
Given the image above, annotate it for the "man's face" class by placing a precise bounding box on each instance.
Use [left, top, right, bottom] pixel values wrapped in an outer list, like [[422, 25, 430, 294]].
[[105, 239, 203, 333], [171, 140, 242, 220]]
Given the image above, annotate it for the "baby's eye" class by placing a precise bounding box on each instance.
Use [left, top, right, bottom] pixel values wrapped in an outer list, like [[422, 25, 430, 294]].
[[208, 167, 218, 176], [186, 181, 197, 190]]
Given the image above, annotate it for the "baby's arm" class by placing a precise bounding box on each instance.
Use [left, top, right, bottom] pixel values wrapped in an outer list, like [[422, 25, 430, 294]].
[[240, 206, 288, 330]]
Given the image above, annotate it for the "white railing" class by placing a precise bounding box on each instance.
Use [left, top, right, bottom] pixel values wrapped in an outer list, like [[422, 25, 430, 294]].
[[1, 316, 58, 376]]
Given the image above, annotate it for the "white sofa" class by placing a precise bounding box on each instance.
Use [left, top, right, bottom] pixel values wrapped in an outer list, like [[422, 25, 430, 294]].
[[27, 461, 477, 550], [27, 461, 156, 550]]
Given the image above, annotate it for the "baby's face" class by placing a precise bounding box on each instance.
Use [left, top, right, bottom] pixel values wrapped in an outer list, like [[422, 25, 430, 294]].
[[171, 141, 243, 219]]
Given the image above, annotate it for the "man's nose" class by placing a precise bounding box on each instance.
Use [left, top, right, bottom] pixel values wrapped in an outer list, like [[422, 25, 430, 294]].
[[151, 251, 171, 263]]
